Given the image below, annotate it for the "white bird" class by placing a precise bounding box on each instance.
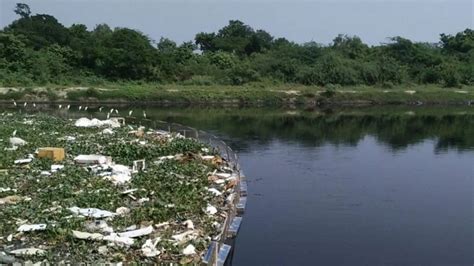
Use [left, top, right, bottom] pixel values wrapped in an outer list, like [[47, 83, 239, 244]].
[[23, 102, 27, 107], [128, 110, 133, 116], [109, 108, 114, 114], [12, 130, 17, 136], [58, 104, 62, 109], [107, 113, 110, 119], [84, 106, 88, 111], [33, 103, 36, 108], [114, 109, 118, 114], [143, 111, 147, 119], [78, 106, 82, 111], [13, 100, 17, 107], [99, 107, 103, 112], [67, 105, 71, 110]]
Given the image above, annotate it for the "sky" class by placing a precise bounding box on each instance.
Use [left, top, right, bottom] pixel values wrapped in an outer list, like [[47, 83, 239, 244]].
[[0, 0, 472, 45]]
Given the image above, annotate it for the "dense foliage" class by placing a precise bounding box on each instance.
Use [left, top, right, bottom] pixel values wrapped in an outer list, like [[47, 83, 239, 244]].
[[0, 3, 472, 87]]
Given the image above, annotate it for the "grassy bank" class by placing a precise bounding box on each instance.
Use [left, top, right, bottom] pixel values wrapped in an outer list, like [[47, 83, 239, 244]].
[[0, 83, 473, 106]]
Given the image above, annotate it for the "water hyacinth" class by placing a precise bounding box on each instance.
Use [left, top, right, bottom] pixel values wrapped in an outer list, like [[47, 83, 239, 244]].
[[0, 113, 237, 263]]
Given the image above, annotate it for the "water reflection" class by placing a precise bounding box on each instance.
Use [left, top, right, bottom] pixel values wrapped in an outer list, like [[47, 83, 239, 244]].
[[140, 107, 474, 153], [6, 106, 473, 152]]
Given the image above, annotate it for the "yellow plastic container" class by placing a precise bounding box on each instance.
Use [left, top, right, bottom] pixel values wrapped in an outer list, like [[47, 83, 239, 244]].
[[38, 147, 65, 162]]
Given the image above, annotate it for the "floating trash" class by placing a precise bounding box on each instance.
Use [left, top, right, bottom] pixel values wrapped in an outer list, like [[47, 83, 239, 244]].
[[68, 207, 116, 218], [17, 224, 47, 232], [0, 114, 242, 264], [182, 244, 196, 255]]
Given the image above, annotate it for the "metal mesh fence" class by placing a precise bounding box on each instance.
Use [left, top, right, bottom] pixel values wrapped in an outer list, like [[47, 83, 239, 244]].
[[126, 116, 244, 266]]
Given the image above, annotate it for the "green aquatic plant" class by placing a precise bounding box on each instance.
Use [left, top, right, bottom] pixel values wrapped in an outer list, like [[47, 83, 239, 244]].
[[0, 113, 228, 263]]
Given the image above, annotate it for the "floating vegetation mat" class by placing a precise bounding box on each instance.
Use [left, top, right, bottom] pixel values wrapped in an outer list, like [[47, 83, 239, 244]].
[[0, 113, 238, 264]]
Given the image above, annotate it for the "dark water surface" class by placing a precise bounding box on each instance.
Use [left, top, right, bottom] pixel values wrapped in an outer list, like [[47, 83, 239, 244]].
[[145, 107, 473, 266], [7, 106, 474, 265]]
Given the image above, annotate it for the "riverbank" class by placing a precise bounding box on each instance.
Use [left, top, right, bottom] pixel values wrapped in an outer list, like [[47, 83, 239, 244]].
[[0, 84, 473, 107]]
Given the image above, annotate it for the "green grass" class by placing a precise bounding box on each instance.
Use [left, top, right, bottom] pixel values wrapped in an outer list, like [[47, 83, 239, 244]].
[[0, 83, 473, 106]]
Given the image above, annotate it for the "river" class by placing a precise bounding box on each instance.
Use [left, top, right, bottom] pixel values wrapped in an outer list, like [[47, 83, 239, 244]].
[[4, 106, 474, 265], [145, 106, 473, 266]]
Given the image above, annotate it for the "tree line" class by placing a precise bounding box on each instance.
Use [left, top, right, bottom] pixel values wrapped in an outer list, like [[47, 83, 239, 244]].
[[0, 3, 472, 87]]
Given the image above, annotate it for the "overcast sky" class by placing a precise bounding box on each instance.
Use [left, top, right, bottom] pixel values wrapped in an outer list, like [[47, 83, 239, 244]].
[[0, 0, 472, 45]]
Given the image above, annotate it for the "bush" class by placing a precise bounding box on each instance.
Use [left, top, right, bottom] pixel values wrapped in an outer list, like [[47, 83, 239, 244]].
[[224, 64, 260, 85], [439, 62, 461, 87], [420, 67, 441, 84], [180, 75, 215, 86], [381, 81, 395, 89], [358, 62, 379, 85], [320, 84, 340, 98], [313, 53, 360, 86], [295, 66, 321, 85]]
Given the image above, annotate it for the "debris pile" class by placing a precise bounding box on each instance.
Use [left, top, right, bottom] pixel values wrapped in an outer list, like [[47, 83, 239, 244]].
[[0, 113, 240, 264]]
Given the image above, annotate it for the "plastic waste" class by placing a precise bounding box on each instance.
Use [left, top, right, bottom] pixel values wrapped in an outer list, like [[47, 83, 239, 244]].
[[51, 164, 64, 172], [72, 230, 103, 241], [102, 128, 114, 135], [206, 204, 218, 215], [171, 230, 196, 242], [68, 206, 116, 218], [103, 233, 135, 246], [72, 230, 134, 246], [182, 220, 194, 230], [116, 206, 130, 216], [85, 220, 114, 234], [208, 188, 222, 196], [75, 117, 121, 128], [74, 155, 111, 165], [104, 164, 132, 184], [9, 137, 27, 146], [117, 225, 153, 238], [182, 244, 196, 255], [17, 224, 47, 232], [0, 195, 22, 205], [14, 158, 32, 164], [141, 238, 161, 257], [9, 248, 45, 256]]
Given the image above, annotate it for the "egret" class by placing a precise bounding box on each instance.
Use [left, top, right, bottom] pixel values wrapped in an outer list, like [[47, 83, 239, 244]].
[[143, 111, 147, 119], [107, 113, 110, 119], [128, 110, 133, 116], [85, 106, 88, 111], [58, 104, 62, 109], [99, 107, 104, 112], [23, 102, 27, 107], [12, 130, 17, 136], [67, 105, 71, 110], [13, 100, 17, 107], [114, 109, 118, 114], [33, 103, 36, 108], [78, 106, 82, 111]]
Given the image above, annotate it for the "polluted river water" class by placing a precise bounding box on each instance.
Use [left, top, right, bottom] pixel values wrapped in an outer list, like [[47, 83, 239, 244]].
[[2, 106, 473, 265]]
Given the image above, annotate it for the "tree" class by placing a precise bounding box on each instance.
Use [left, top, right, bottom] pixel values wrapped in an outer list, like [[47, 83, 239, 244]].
[[195, 20, 274, 56], [440, 29, 474, 62], [195, 32, 217, 52], [6, 14, 70, 49], [96, 28, 157, 80], [332, 34, 369, 59], [14, 3, 31, 18]]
